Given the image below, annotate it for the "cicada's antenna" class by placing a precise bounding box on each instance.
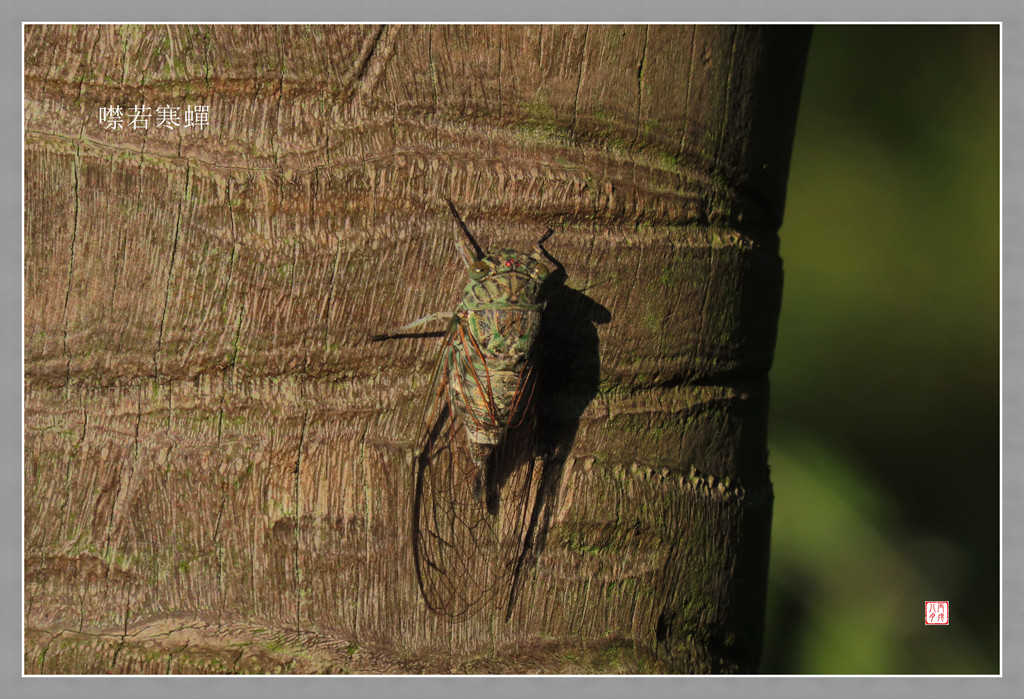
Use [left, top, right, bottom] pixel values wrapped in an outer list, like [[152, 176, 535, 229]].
[[446, 199, 484, 265]]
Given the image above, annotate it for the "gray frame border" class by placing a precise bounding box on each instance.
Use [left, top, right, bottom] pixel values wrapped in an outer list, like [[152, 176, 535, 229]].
[[8, 1, 1020, 697]]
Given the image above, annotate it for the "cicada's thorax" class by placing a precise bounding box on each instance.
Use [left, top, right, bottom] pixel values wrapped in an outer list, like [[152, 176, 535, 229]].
[[446, 249, 549, 468]]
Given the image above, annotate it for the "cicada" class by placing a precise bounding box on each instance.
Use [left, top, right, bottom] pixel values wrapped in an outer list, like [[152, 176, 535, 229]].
[[373, 201, 555, 619]]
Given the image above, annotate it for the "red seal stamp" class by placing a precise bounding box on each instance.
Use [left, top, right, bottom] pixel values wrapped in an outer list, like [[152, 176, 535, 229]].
[[925, 601, 949, 625]]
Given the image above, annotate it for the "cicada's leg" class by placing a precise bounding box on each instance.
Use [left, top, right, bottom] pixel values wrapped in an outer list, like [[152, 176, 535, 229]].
[[370, 312, 454, 341]]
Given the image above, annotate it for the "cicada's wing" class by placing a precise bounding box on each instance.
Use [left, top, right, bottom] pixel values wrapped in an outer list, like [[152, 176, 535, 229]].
[[486, 357, 547, 619], [412, 325, 543, 620]]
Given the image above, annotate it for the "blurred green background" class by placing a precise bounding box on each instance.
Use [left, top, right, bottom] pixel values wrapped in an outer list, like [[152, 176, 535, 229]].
[[762, 25, 1000, 674]]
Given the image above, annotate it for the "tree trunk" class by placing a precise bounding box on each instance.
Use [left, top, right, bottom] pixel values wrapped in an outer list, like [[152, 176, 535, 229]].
[[24, 24, 809, 674]]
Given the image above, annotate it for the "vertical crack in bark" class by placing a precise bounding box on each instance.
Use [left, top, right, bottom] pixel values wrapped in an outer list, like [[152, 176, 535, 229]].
[[166, 639, 189, 674], [715, 29, 739, 170], [25, 572, 37, 625], [38, 630, 64, 674], [577, 577, 592, 654], [428, 26, 439, 147], [111, 153, 137, 358], [155, 163, 189, 378], [119, 30, 129, 86], [497, 26, 504, 122], [581, 229, 600, 313], [61, 138, 81, 392], [230, 646, 245, 672], [693, 231, 717, 392], [110, 603, 131, 671], [273, 29, 285, 170], [106, 151, 128, 310], [538, 26, 545, 72], [571, 26, 589, 134], [293, 408, 309, 633], [105, 381, 143, 558], [39, 27, 57, 85], [678, 26, 697, 161], [87, 34, 101, 100], [216, 242, 239, 443], [627, 230, 647, 351], [78, 587, 86, 633], [249, 489, 258, 622], [288, 239, 304, 364], [352, 24, 387, 88], [633, 29, 648, 236], [355, 425, 370, 640], [309, 164, 318, 238], [320, 224, 344, 360], [57, 395, 88, 542], [165, 362, 173, 427], [24, 24, 35, 62], [636, 25, 649, 147], [199, 26, 213, 90], [212, 483, 229, 627], [164, 26, 178, 83]]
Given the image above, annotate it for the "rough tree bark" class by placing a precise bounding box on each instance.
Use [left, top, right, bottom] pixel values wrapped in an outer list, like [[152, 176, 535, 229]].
[[24, 24, 809, 674]]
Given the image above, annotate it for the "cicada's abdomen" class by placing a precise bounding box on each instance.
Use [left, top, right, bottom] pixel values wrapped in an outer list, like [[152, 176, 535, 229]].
[[445, 249, 549, 477]]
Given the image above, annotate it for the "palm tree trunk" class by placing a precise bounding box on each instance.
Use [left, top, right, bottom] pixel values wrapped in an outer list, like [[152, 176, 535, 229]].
[[24, 24, 809, 673]]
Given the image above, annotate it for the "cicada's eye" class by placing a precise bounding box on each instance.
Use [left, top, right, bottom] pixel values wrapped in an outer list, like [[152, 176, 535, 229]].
[[469, 260, 490, 280], [531, 261, 550, 279]]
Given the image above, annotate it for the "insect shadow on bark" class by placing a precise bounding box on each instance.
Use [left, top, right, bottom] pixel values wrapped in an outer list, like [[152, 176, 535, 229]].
[[528, 263, 610, 571], [372, 201, 609, 621]]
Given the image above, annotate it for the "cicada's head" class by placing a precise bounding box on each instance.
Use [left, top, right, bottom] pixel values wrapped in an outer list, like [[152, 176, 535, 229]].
[[460, 248, 551, 307], [467, 249, 550, 283]]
